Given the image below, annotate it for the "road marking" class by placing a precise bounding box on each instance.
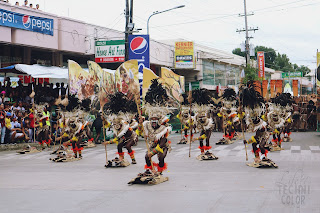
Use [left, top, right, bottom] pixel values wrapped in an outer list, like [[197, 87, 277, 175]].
[[280, 150, 291, 156], [213, 146, 228, 151], [291, 146, 300, 150], [309, 146, 320, 150], [216, 149, 231, 156], [232, 145, 244, 151]]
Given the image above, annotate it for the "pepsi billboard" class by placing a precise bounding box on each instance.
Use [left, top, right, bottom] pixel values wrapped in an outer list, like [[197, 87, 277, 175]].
[[128, 35, 150, 74], [0, 8, 54, 36]]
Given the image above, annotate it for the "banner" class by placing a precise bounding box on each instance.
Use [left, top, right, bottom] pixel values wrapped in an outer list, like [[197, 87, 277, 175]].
[[114, 60, 139, 101], [292, 80, 298, 97], [68, 60, 92, 100], [0, 8, 54, 36], [87, 61, 115, 109], [95, 40, 125, 63], [175, 41, 194, 69], [275, 80, 283, 95], [160, 67, 185, 102], [262, 80, 268, 99], [142, 67, 159, 99], [270, 80, 276, 98], [257, 51, 265, 78], [317, 52, 320, 124]]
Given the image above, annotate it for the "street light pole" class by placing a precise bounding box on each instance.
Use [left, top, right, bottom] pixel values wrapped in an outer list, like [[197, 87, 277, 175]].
[[147, 5, 185, 35]]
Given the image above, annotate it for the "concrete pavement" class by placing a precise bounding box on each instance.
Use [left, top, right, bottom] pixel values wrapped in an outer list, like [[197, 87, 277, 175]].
[[0, 132, 320, 213]]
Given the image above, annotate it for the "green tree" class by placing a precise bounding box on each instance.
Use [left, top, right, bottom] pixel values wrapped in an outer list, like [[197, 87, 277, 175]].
[[255, 46, 276, 69], [232, 48, 246, 57], [243, 65, 258, 84], [273, 53, 293, 72], [295, 65, 311, 76]]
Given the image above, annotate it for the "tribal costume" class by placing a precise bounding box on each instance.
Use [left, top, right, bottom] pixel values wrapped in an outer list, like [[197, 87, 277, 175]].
[[266, 93, 291, 151], [129, 79, 172, 185], [241, 84, 278, 168], [192, 89, 218, 160], [217, 88, 239, 145], [281, 94, 294, 142], [177, 108, 193, 144], [104, 92, 138, 167]]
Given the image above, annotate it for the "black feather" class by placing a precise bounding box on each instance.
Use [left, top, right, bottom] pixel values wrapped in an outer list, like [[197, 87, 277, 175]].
[[222, 88, 236, 101], [145, 79, 168, 105], [240, 85, 264, 109], [104, 92, 137, 114], [192, 89, 212, 105]]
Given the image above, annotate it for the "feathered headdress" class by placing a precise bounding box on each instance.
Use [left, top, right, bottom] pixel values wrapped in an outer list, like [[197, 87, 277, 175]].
[[144, 79, 173, 119], [103, 92, 137, 122], [192, 89, 212, 105], [240, 84, 265, 116], [223, 88, 236, 101], [144, 79, 168, 105]]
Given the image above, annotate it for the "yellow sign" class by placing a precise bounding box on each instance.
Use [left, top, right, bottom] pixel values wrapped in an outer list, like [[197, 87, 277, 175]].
[[174, 41, 194, 69]]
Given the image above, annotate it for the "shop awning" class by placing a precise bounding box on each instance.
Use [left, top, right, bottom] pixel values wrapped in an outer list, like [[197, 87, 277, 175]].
[[0, 64, 68, 79]]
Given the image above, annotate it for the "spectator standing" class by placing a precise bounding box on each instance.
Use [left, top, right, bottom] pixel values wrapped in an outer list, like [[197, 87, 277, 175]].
[[0, 104, 6, 144]]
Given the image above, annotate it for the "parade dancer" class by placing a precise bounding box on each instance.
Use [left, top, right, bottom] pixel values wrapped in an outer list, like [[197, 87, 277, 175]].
[[266, 94, 287, 151], [240, 84, 278, 168], [217, 88, 239, 145], [129, 79, 172, 185], [192, 89, 218, 160], [103, 92, 138, 167], [281, 94, 294, 142], [177, 108, 193, 144]]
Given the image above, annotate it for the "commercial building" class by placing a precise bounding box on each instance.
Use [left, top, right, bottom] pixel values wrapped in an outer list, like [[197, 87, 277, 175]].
[[0, 1, 274, 91]]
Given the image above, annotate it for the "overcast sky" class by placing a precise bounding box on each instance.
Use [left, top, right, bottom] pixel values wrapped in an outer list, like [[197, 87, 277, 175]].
[[19, 0, 320, 69]]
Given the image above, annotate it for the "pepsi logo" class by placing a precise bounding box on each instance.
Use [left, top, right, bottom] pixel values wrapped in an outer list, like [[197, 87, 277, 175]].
[[130, 36, 148, 54], [22, 15, 31, 28]]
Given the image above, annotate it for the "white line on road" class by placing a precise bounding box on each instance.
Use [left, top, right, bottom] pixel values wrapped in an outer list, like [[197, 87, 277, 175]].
[[213, 146, 228, 151], [309, 146, 320, 150], [291, 146, 300, 150], [232, 145, 244, 151]]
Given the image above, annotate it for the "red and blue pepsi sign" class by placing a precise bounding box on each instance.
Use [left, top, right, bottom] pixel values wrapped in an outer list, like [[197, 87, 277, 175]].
[[128, 35, 150, 73], [0, 8, 54, 36]]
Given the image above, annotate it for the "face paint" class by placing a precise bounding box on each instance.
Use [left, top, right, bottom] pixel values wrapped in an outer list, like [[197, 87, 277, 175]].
[[151, 120, 159, 129]]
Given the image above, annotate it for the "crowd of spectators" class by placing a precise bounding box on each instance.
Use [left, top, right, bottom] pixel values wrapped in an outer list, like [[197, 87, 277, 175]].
[[2, 0, 40, 10], [0, 77, 67, 144]]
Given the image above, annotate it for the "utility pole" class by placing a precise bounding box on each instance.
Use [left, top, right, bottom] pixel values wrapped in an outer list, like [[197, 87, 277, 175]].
[[125, 0, 134, 61], [125, 0, 130, 61], [236, 0, 258, 67]]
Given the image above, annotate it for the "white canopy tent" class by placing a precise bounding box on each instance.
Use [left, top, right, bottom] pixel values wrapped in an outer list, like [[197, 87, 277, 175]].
[[0, 64, 116, 85]]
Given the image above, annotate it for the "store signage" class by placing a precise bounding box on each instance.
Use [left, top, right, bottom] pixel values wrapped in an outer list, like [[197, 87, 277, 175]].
[[128, 35, 150, 74], [257, 51, 265, 78], [281, 71, 303, 78], [175, 41, 194, 69], [0, 8, 54, 36], [95, 40, 125, 63]]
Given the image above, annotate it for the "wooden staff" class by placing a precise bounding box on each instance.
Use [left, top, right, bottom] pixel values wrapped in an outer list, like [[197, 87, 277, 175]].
[[102, 118, 108, 164], [135, 96, 155, 171], [188, 86, 193, 158], [238, 95, 248, 161]]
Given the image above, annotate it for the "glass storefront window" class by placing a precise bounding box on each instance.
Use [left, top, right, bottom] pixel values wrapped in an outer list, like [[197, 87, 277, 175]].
[[202, 60, 242, 88], [203, 60, 214, 85]]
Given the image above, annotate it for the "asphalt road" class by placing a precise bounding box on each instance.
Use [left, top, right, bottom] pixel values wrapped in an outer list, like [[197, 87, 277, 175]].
[[0, 132, 320, 213]]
